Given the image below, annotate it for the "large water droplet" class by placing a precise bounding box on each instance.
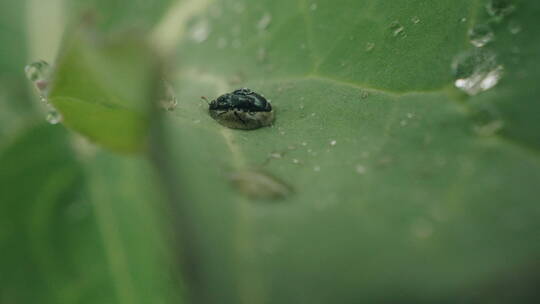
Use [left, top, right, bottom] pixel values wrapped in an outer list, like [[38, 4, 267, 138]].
[[257, 13, 272, 31], [452, 49, 504, 96], [486, 0, 515, 21], [468, 24, 494, 47], [229, 169, 292, 200]]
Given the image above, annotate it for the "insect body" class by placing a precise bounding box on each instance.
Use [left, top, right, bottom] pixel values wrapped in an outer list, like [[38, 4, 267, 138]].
[[208, 88, 274, 130]]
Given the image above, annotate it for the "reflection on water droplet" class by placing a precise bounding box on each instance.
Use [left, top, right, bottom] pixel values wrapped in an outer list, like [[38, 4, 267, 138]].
[[365, 42, 375, 52], [292, 159, 301, 164], [389, 21, 405, 37], [468, 24, 494, 47], [460, 17, 468, 23], [411, 16, 420, 24], [310, 3, 318, 11], [190, 20, 210, 43], [452, 49, 504, 96], [486, 0, 515, 20], [330, 140, 337, 146], [46, 108, 62, 125], [257, 13, 272, 30], [229, 169, 292, 200]]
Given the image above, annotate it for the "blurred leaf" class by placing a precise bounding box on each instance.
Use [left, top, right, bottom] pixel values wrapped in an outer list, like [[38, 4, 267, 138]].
[[48, 27, 160, 153], [0, 124, 182, 303], [151, 0, 540, 303]]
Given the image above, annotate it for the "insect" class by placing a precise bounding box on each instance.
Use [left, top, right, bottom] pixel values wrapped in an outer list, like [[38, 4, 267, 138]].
[[207, 88, 274, 130]]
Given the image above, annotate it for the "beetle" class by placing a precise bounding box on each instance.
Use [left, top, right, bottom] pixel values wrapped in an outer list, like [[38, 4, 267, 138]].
[[208, 88, 274, 130]]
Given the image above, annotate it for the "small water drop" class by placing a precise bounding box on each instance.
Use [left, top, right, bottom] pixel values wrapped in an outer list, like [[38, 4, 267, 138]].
[[468, 24, 494, 47], [159, 81, 178, 111], [46, 108, 62, 125], [292, 158, 301, 164], [190, 20, 210, 43], [301, 141, 308, 146], [313, 166, 321, 172], [229, 169, 292, 200], [460, 17, 468, 23], [310, 3, 318, 11], [217, 37, 228, 48], [486, 0, 515, 21], [330, 140, 337, 146], [411, 16, 420, 24], [473, 120, 505, 136], [508, 21, 522, 34], [355, 165, 366, 175], [452, 49, 504, 96], [389, 21, 405, 37], [25, 60, 51, 99], [257, 13, 272, 30], [365, 42, 375, 52], [269, 151, 284, 159]]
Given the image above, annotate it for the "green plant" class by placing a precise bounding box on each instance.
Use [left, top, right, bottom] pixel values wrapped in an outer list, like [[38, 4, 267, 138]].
[[1, 0, 539, 303]]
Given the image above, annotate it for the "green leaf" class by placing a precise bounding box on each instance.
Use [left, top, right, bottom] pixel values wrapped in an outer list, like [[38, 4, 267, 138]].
[[150, 0, 540, 302], [48, 26, 160, 153], [0, 124, 182, 303]]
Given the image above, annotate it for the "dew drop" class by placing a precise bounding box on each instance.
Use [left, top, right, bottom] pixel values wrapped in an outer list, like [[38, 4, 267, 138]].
[[486, 0, 515, 20], [292, 158, 301, 164], [269, 151, 283, 159], [460, 17, 468, 23], [310, 3, 318, 11], [46, 108, 62, 125], [313, 166, 321, 172], [452, 49, 504, 96], [508, 21, 522, 34], [25, 60, 51, 99], [217, 37, 228, 48], [229, 169, 292, 200], [473, 120, 505, 136], [355, 165, 366, 175], [411, 16, 420, 24], [159, 81, 178, 111], [190, 20, 210, 43], [257, 13, 272, 30], [468, 24, 494, 47], [365, 42, 375, 52], [330, 140, 337, 146], [389, 21, 405, 37]]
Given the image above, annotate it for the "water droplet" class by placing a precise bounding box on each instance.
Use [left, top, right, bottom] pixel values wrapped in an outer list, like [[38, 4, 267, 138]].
[[159, 81, 178, 111], [355, 165, 366, 175], [473, 120, 505, 136], [406, 112, 414, 119], [486, 0, 515, 21], [217, 37, 228, 48], [46, 108, 62, 125], [229, 169, 292, 200], [269, 151, 283, 159], [365, 42, 375, 52], [257, 13, 272, 30], [292, 158, 301, 164], [313, 166, 321, 172], [25, 60, 51, 98], [330, 140, 337, 146], [508, 21, 522, 34], [411, 16, 420, 24], [190, 20, 210, 43], [460, 17, 468, 23], [468, 24, 494, 47], [452, 49, 504, 96], [301, 141, 308, 146], [389, 21, 405, 37], [310, 3, 318, 11]]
